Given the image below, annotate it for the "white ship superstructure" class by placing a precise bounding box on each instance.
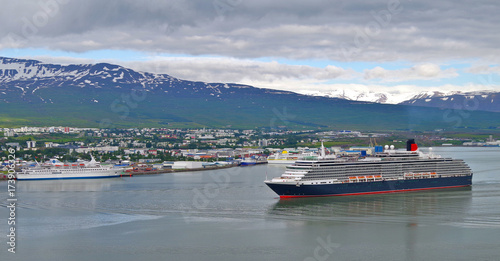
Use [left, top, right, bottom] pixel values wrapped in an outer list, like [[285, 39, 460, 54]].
[[17, 156, 122, 180], [267, 147, 324, 164]]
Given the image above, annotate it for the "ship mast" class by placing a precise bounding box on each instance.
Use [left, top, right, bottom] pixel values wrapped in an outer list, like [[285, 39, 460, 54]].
[[320, 141, 326, 159]]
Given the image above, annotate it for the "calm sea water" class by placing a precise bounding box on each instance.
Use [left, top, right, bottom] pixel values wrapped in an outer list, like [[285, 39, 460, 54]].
[[1, 147, 500, 261]]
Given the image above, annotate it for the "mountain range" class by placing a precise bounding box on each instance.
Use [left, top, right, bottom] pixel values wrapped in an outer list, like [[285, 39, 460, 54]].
[[400, 91, 500, 112], [1, 56, 500, 131], [300, 89, 500, 112]]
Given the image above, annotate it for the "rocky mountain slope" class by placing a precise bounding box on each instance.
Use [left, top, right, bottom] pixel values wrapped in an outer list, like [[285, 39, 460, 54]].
[[1, 57, 499, 130]]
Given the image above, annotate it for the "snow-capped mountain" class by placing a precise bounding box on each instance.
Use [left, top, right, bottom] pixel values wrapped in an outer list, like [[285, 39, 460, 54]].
[[0, 57, 175, 84], [3, 56, 497, 109], [0, 56, 176, 99], [297, 88, 500, 113], [1, 56, 499, 129], [298, 89, 385, 103], [400, 90, 500, 112], [297, 89, 409, 104], [404, 90, 495, 101], [0, 56, 284, 104]]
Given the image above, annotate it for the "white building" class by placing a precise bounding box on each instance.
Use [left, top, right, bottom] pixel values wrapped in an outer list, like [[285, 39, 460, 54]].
[[26, 141, 36, 148], [45, 142, 59, 148], [124, 148, 148, 155], [75, 146, 119, 153], [4, 129, 14, 137], [172, 161, 204, 169]]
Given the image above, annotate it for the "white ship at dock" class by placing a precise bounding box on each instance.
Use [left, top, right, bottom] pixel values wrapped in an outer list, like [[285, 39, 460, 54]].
[[17, 156, 122, 180], [267, 149, 322, 164]]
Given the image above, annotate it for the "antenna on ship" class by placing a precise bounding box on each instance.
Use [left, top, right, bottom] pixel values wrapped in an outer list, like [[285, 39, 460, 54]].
[[320, 141, 326, 159], [89, 154, 98, 166], [33, 156, 40, 166]]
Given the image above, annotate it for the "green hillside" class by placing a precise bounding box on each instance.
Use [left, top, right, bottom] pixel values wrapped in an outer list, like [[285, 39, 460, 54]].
[[1, 56, 499, 131], [2, 85, 500, 131]]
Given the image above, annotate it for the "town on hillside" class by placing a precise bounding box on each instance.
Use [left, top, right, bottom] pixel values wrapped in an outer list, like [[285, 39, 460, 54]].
[[2, 126, 499, 173]]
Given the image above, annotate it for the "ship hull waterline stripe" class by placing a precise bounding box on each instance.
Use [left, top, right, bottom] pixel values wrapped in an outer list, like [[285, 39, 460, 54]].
[[278, 185, 471, 198], [16, 175, 121, 181]]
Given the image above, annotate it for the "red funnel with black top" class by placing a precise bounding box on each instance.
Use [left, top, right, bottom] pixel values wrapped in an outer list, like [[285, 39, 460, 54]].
[[406, 139, 418, 151]]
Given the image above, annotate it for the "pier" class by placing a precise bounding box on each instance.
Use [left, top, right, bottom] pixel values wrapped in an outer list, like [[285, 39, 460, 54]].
[[1, 164, 240, 180], [120, 163, 238, 176]]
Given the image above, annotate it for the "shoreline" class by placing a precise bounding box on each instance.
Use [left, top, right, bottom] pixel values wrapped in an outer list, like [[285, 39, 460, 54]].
[[119, 163, 239, 176], [0, 163, 241, 181]]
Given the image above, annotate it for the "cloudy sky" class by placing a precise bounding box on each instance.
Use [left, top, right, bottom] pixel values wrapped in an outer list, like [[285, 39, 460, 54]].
[[1, 0, 499, 102]]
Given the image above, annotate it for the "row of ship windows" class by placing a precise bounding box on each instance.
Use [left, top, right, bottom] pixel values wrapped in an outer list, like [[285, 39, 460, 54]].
[[309, 161, 465, 168], [310, 168, 469, 174], [297, 159, 465, 166], [302, 171, 469, 180], [293, 165, 468, 173], [29, 168, 104, 173], [305, 165, 469, 173], [306, 167, 469, 174], [295, 159, 462, 167]]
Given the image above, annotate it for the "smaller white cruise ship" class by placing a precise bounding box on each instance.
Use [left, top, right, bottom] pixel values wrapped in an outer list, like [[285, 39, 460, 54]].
[[17, 156, 122, 180], [267, 151, 320, 164]]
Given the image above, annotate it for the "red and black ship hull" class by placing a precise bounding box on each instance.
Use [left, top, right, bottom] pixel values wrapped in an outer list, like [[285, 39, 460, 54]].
[[266, 175, 472, 198]]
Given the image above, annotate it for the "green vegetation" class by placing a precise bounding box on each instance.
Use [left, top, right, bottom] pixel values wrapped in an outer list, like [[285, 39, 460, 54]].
[[2, 127, 499, 165], [3, 133, 86, 145], [2, 85, 500, 131], [444, 133, 500, 141]]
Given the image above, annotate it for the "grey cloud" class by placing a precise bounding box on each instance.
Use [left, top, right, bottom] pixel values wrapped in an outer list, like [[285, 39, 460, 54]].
[[1, 0, 499, 63], [22, 55, 500, 102], [363, 64, 458, 82], [26, 55, 353, 83], [127, 58, 353, 83]]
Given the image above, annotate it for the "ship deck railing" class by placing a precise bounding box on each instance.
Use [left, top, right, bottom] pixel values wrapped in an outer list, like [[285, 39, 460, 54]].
[[23, 164, 103, 170], [298, 172, 471, 183]]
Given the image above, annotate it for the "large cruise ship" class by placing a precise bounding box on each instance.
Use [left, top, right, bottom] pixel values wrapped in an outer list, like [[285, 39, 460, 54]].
[[265, 140, 473, 198], [17, 156, 122, 180]]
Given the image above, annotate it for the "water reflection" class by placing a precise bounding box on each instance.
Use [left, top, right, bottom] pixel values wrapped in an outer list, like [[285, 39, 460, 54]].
[[268, 187, 472, 222], [17, 178, 123, 192], [268, 188, 473, 261]]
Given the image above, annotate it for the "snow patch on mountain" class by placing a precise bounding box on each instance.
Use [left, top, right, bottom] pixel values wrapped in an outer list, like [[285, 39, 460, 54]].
[[296, 88, 499, 105], [397, 90, 500, 112], [403, 90, 497, 102], [0, 57, 177, 89], [2, 56, 497, 112], [297, 89, 416, 104]]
